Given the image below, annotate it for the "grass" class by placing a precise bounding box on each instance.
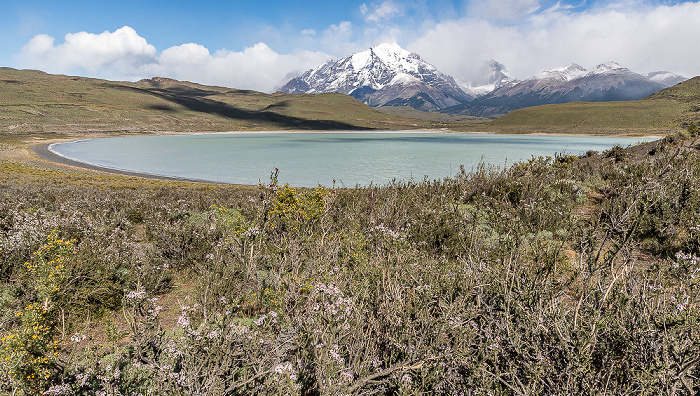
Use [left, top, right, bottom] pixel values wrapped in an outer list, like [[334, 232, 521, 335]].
[[477, 99, 690, 134], [374, 105, 493, 127], [0, 68, 435, 134]]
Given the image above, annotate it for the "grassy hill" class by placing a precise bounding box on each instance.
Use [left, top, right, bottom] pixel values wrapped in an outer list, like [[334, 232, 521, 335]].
[[463, 76, 700, 135], [374, 105, 492, 127], [0, 68, 433, 134], [3, 68, 699, 136]]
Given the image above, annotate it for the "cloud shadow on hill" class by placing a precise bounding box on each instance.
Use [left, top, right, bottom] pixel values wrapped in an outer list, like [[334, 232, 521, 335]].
[[110, 84, 370, 130]]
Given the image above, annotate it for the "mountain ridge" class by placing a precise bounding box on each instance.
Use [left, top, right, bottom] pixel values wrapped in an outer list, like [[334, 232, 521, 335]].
[[443, 61, 680, 117], [279, 43, 472, 111], [279, 43, 687, 115]]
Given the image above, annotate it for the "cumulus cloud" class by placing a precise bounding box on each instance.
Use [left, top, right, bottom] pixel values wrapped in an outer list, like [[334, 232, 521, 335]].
[[21, 26, 157, 79], [14, 3, 700, 93], [410, 1, 700, 84], [18, 26, 330, 92], [147, 42, 331, 91]]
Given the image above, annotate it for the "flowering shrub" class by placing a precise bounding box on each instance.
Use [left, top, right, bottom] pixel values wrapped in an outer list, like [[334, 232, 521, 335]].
[[267, 185, 329, 222], [1, 231, 72, 393]]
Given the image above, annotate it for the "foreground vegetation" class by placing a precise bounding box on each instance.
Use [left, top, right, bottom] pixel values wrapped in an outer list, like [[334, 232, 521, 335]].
[[1, 124, 700, 394]]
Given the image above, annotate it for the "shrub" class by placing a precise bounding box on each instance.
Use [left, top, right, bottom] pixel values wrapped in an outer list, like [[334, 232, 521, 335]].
[[1, 231, 72, 394]]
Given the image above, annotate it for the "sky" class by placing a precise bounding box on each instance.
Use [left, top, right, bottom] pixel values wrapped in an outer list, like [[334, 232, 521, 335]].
[[2, 0, 699, 92]]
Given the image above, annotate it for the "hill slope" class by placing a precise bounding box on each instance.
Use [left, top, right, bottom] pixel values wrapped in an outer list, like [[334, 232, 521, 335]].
[[477, 76, 700, 134], [0, 68, 432, 134]]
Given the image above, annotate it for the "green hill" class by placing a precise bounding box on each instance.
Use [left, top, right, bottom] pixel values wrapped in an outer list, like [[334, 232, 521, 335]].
[[646, 76, 700, 102], [0, 68, 432, 134], [472, 76, 700, 135], [3, 68, 699, 136]]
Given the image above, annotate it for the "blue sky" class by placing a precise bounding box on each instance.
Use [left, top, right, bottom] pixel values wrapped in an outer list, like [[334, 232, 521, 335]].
[[2, 0, 699, 91]]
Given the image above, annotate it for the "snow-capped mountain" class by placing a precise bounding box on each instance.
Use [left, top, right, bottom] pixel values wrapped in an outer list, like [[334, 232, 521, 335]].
[[443, 62, 681, 117], [644, 71, 687, 87], [459, 60, 516, 97], [279, 43, 472, 111]]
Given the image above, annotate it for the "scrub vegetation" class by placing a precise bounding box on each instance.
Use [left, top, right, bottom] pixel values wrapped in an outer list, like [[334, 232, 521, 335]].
[[1, 125, 700, 394]]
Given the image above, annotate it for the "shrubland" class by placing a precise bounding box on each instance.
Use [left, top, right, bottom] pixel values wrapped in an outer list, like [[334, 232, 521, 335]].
[[1, 127, 700, 394]]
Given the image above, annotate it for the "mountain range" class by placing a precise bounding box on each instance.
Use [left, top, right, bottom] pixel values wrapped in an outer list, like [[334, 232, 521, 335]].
[[279, 43, 472, 112], [280, 44, 687, 116]]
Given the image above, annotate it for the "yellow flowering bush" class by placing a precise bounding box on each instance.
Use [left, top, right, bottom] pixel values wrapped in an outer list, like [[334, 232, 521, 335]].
[[268, 185, 329, 222], [0, 231, 73, 394]]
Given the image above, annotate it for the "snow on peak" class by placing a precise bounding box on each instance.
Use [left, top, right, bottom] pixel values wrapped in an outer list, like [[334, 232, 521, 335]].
[[346, 43, 421, 74], [532, 63, 586, 82], [592, 61, 626, 74], [646, 71, 676, 82], [390, 73, 420, 85], [278, 42, 471, 109], [372, 43, 411, 58]]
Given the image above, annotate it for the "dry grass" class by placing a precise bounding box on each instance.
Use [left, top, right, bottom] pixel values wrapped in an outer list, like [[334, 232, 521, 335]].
[[0, 68, 434, 134]]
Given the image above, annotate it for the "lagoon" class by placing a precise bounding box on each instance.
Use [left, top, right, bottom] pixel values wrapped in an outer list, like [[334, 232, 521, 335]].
[[50, 131, 658, 187]]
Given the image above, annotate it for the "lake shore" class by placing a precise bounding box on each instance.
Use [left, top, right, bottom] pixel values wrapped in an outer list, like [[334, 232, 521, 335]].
[[31, 142, 221, 183], [25, 129, 664, 185]]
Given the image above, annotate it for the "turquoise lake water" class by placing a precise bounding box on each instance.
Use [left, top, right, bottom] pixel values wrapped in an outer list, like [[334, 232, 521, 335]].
[[50, 131, 658, 187]]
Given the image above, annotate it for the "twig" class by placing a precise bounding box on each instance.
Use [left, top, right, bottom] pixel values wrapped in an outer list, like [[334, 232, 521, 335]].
[[573, 293, 584, 330], [481, 368, 525, 396], [225, 368, 274, 393], [348, 357, 439, 393]]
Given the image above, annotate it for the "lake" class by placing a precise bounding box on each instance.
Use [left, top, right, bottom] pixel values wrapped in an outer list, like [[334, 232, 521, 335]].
[[50, 131, 659, 187]]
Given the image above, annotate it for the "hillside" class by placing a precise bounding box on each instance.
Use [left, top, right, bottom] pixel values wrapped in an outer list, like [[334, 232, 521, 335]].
[[472, 77, 700, 134], [0, 68, 433, 134], [646, 76, 700, 102]]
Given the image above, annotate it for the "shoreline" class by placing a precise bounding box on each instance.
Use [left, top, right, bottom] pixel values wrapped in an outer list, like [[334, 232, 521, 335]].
[[27, 129, 664, 185], [31, 143, 221, 184]]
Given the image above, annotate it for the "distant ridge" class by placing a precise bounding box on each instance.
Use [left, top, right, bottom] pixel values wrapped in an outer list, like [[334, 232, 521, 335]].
[[278, 45, 687, 115], [443, 62, 682, 117], [479, 75, 700, 134]]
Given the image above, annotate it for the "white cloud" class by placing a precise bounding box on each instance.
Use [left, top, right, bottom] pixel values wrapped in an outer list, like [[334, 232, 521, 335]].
[[318, 21, 364, 55], [18, 26, 331, 92], [410, 1, 700, 84], [20, 26, 157, 79], [14, 3, 700, 94], [361, 2, 401, 23], [147, 42, 331, 91]]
